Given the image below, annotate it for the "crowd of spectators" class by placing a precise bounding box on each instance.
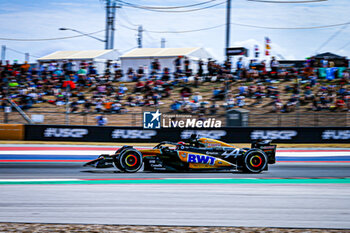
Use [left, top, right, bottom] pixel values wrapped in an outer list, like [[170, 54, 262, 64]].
[[0, 55, 349, 118]]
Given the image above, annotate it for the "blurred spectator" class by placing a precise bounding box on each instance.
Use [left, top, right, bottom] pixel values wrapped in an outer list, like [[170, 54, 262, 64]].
[[236, 95, 245, 107], [209, 100, 219, 115], [136, 66, 145, 81], [270, 57, 279, 73], [192, 92, 202, 103], [96, 115, 107, 126]]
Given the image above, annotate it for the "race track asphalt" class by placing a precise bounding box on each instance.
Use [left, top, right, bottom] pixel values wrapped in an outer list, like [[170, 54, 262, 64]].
[[0, 162, 350, 179], [1, 182, 350, 229], [0, 147, 350, 229]]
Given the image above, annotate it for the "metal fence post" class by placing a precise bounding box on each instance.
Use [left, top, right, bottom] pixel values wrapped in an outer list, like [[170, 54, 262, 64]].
[[314, 114, 316, 127], [132, 112, 136, 126], [83, 113, 87, 125], [278, 114, 281, 127], [4, 111, 8, 123]]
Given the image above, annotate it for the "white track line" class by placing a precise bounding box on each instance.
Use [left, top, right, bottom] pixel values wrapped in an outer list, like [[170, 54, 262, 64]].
[[0, 179, 80, 182]]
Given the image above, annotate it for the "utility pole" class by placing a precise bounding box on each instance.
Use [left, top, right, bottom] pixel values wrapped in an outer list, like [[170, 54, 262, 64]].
[[25, 53, 30, 63], [225, 0, 231, 60], [161, 38, 166, 48], [105, 0, 118, 49], [137, 25, 143, 48], [105, 0, 110, 49], [224, 0, 232, 103], [1, 45, 5, 63]]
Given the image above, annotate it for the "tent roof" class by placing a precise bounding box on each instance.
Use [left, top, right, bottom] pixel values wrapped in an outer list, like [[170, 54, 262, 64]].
[[314, 52, 346, 59], [120, 47, 203, 58], [37, 50, 117, 61]]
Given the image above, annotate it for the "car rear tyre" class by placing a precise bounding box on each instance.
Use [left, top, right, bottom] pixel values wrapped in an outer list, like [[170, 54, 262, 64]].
[[242, 149, 267, 173], [115, 149, 143, 173]]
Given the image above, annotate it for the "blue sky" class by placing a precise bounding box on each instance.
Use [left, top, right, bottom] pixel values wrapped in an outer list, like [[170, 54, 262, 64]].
[[0, 0, 349, 63]]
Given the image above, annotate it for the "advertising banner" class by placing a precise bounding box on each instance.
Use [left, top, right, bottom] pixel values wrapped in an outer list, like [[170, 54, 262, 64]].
[[0, 124, 24, 140], [24, 125, 350, 143]]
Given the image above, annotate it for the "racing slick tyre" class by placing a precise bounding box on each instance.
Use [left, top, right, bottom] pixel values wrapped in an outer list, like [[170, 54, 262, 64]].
[[242, 149, 268, 173], [114, 149, 143, 173], [113, 156, 124, 171]]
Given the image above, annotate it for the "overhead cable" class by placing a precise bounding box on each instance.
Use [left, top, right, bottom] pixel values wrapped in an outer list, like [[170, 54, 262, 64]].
[[6, 47, 40, 58], [118, 0, 218, 9], [118, 8, 139, 26], [0, 30, 105, 41], [118, 21, 350, 34], [119, 1, 226, 13], [337, 40, 350, 52], [315, 23, 349, 53], [247, 0, 327, 3]]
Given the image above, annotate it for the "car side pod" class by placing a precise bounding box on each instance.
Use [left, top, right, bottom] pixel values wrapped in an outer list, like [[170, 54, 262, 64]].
[[114, 148, 143, 173]]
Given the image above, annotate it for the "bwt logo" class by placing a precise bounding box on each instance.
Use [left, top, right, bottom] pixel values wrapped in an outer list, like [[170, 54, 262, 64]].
[[44, 128, 88, 138], [187, 154, 216, 165], [251, 130, 297, 140], [143, 109, 161, 129]]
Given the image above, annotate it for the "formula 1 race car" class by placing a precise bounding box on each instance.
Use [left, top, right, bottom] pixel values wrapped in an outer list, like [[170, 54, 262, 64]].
[[84, 135, 277, 173]]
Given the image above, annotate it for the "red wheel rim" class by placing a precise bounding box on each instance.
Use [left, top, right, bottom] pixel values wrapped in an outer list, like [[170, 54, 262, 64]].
[[125, 154, 138, 167], [250, 155, 262, 168]]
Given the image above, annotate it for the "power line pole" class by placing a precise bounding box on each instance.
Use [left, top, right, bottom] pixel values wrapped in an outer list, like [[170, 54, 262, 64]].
[[137, 25, 143, 48], [25, 53, 30, 63], [1, 45, 6, 63], [161, 38, 166, 48], [225, 0, 231, 60], [105, 0, 110, 49], [105, 0, 119, 49]]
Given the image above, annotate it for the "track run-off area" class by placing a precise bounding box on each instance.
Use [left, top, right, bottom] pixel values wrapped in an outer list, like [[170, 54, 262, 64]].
[[0, 144, 350, 229]]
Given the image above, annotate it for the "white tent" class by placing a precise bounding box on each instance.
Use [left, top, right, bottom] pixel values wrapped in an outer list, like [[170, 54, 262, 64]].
[[120, 47, 213, 75], [37, 50, 120, 75]]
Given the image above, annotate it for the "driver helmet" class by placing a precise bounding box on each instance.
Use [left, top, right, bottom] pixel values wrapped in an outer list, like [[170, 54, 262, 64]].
[[176, 141, 186, 149]]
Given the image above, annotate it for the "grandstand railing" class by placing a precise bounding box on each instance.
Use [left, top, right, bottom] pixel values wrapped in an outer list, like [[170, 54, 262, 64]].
[[248, 113, 349, 127], [1, 110, 349, 127]]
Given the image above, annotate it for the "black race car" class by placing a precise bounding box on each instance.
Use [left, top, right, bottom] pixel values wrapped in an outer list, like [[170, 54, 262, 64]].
[[85, 134, 276, 173]]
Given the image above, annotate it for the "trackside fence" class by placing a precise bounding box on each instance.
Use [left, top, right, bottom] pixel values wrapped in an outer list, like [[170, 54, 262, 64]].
[[2, 111, 349, 127]]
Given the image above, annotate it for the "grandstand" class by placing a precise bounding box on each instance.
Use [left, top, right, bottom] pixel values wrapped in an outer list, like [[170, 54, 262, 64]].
[[0, 56, 349, 127]]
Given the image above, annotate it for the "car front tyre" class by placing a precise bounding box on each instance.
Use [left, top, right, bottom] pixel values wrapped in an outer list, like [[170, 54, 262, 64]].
[[115, 149, 143, 173]]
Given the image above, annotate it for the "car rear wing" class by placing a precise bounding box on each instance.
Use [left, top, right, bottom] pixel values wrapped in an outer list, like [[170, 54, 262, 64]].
[[251, 140, 276, 164]]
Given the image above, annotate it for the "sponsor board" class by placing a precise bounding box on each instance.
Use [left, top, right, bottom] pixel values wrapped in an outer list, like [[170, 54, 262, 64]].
[[44, 128, 88, 138], [251, 130, 298, 140], [0, 124, 24, 140], [181, 130, 227, 140], [322, 130, 350, 140], [25, 125, 350, 143], [112, 129, 157, 139]]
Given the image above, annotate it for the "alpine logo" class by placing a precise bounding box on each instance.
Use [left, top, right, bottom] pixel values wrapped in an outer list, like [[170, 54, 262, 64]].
[[222, 149, 240, 158], [187, 153, 216, 165], [44, 128, 88, 138], [251, 130, 297, 140]]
